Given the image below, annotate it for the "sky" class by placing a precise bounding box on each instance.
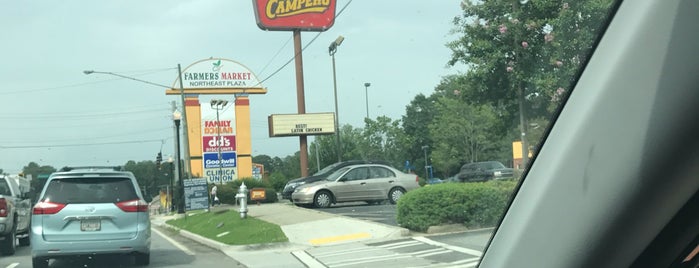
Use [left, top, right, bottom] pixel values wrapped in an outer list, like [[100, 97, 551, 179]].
[[0, 1, 466, 174]]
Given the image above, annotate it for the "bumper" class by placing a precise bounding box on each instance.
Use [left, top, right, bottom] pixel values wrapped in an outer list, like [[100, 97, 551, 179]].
[[31, 227, 151, 258], [291, 192, 315, 205]]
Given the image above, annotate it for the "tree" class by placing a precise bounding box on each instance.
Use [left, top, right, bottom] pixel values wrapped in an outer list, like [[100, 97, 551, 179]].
[[23, 162, 57, 196], [447, 0, 614, 166], [429, 97, 506, 176], [359, 116, 409, 168], [401, 94, 439, 171]]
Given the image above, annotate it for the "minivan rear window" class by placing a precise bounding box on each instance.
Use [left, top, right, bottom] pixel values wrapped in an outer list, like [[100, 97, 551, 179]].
[[42, 177, 138, 204]]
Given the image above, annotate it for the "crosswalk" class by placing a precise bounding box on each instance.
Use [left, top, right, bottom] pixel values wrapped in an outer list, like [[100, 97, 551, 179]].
[[294, 236, 482, 268]]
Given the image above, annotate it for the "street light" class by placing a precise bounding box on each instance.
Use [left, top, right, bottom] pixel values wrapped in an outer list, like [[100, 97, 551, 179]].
[[173, 110, 185, 214], [364, 82, 371, 120], [329, 35, 344, 162], [421, 145, 429, 182], [210, 99, 229, 185], [83, 67, 192, 176]]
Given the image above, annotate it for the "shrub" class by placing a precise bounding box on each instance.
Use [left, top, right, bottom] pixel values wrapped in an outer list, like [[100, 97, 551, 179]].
[[396, 180, 517, 232], [210, 180, 278, 204], [269, 171, 289, 192]]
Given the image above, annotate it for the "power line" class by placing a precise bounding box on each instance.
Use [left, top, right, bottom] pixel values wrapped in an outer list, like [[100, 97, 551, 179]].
[[0, 138, 167, 149], [0, 107, 170, 120], [0, 68, 175, 95], [253, 0, 354, 87]]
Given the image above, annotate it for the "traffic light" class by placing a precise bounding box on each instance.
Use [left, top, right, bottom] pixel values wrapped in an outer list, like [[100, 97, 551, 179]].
[[156, 152, 163, 169]]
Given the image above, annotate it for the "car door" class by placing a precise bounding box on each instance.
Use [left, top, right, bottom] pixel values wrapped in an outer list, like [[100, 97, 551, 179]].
[[365, 166, 397, 200], [330, 167, 369, 202]]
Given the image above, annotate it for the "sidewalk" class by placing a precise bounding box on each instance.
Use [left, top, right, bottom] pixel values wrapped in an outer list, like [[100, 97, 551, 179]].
[[151, 201, 410, 267]]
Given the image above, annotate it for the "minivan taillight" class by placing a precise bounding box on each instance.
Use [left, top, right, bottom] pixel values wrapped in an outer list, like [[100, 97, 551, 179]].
[[116, 199, 149, 212], [0, 198, 7, 217], [33, 201, 67, 215]]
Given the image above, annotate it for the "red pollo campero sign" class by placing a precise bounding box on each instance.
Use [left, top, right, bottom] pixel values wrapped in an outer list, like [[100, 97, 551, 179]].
[[253, 0, 337, 31]]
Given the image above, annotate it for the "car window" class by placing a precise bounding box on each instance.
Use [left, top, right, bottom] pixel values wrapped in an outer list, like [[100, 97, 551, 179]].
[[326, 167, 351, 181], [370, 167, 395, 179], [342, 167, 369, 181], [0, 180, 10, 196], [42, 177, 138, 204]]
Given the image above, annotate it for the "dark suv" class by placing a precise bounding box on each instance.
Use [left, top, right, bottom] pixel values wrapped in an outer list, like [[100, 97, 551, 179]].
[[282, 160, 390, 199], [455, 161, 514, 182]]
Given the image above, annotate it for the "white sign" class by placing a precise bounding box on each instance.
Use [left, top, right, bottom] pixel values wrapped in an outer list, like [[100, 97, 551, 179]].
[[201, 103, 238, 183], [176, 58, 262, 89], [268, 113, 336, 137]]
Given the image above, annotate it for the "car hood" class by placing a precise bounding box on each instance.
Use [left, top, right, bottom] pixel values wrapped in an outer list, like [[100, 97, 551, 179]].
[[287, 174, 325, 184]]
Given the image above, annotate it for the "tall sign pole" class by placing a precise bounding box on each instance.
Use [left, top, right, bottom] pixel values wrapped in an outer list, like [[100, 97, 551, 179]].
[[293, 30, 309, 178], [177, 64, 192, 176], [252, 0, 338, 178]]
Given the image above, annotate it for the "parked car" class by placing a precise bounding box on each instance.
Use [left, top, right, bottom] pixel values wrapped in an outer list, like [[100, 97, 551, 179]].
[[30, 166, 151, 268], [0, 174, 32, 255], [455, 161, 514, 182], [282, 160, 390, 199], [426, 177, 444, 185], [291, 164, 420, 208]]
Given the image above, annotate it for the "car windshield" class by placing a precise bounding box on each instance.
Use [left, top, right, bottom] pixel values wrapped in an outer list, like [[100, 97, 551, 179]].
[[313, 162, 342, 176], [1, 1, 617, 267], [42, 177, 138, 204], [326, 167, 351, 182]]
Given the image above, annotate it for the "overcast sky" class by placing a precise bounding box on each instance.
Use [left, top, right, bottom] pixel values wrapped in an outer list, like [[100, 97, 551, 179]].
[[0, 1, 465, 174]]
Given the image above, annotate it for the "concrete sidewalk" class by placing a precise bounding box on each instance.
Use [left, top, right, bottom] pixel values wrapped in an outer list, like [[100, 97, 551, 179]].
[[151, 202, 410, 267]]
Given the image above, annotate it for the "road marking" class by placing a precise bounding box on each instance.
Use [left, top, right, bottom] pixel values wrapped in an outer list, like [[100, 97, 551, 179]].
[[413, 236, 483, 257], [450, 257, 481, 265], [152, 227, 195, 256], [313, 247, 380, 258], [291, 251, 326, 268], [382, 241, 423, 250], [377, 240, 421, 248], [309, 232, 371, 245], [326, 253, 412, 267], [216, 231, 230, 237], [6, 263, 19, 268], [413, 248, 453, 258]]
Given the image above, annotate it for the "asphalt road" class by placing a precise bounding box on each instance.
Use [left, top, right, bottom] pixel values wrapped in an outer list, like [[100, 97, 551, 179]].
[[313, 201, 400, 226], [0, 226, 244, 268]]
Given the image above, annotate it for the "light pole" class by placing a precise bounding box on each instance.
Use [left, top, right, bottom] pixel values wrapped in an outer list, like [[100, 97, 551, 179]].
[[364, 82, 371, 120], [210, 99, 228, 185], [329, 35, 344, 162], [173, 110, 185, 214], [83, 68, 192, 176], [421, 145, 429, 181]]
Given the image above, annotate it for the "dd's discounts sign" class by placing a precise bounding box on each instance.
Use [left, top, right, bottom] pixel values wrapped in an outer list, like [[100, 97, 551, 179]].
[[201, 104, 237, 183]]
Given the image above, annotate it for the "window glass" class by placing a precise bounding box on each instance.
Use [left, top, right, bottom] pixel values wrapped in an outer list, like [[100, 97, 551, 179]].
[[42, 178, 138, 204]]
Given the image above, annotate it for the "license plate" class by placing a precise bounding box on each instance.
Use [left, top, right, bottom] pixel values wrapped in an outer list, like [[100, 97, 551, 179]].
[[80, 219, 101, 231]]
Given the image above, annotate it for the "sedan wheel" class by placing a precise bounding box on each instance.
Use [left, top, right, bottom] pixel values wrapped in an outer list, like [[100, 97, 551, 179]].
[[314, 191, 332, 208], [389, 188, 405, 205]]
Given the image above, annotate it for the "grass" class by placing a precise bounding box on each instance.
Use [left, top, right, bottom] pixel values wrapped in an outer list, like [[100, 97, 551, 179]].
[[166, 209, 288, 245]]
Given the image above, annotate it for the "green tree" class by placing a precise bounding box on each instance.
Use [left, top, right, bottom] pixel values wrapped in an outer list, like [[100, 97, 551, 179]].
[[447, 0, 614, 166], [429, 97, 505, 176], [401, 94, 439, 171], [359, 116, 409, 167], [22, 162, 57, 196]]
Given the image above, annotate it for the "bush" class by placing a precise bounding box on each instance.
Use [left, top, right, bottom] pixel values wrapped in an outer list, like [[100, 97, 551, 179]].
[[396, 180, 516, 232], [269, 171, 289, 192], [209, 179, 278, 205]]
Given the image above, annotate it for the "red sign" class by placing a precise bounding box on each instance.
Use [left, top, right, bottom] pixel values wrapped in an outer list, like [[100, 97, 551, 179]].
[[253, 0, 337, 31], [202, 135, 236, 152]]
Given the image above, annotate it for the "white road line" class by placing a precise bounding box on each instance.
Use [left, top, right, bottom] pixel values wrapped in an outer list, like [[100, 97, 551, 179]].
[[416, 249, 453, 258], [330, 254, 413, 268], [152, 227, 195, 256], [291, 251, 326, 268], [6, 263, 19, 268], [412, 236, 484, 257], [312, 247, 380, 258], [383, 241, 424, 250], [377, 240, 422, 248], [410, 247, 447, 256]]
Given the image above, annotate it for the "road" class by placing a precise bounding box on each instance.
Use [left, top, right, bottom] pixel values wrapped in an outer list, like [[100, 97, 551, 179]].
[[315, 201, 399, 226], [0, 226, 244, 268]]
